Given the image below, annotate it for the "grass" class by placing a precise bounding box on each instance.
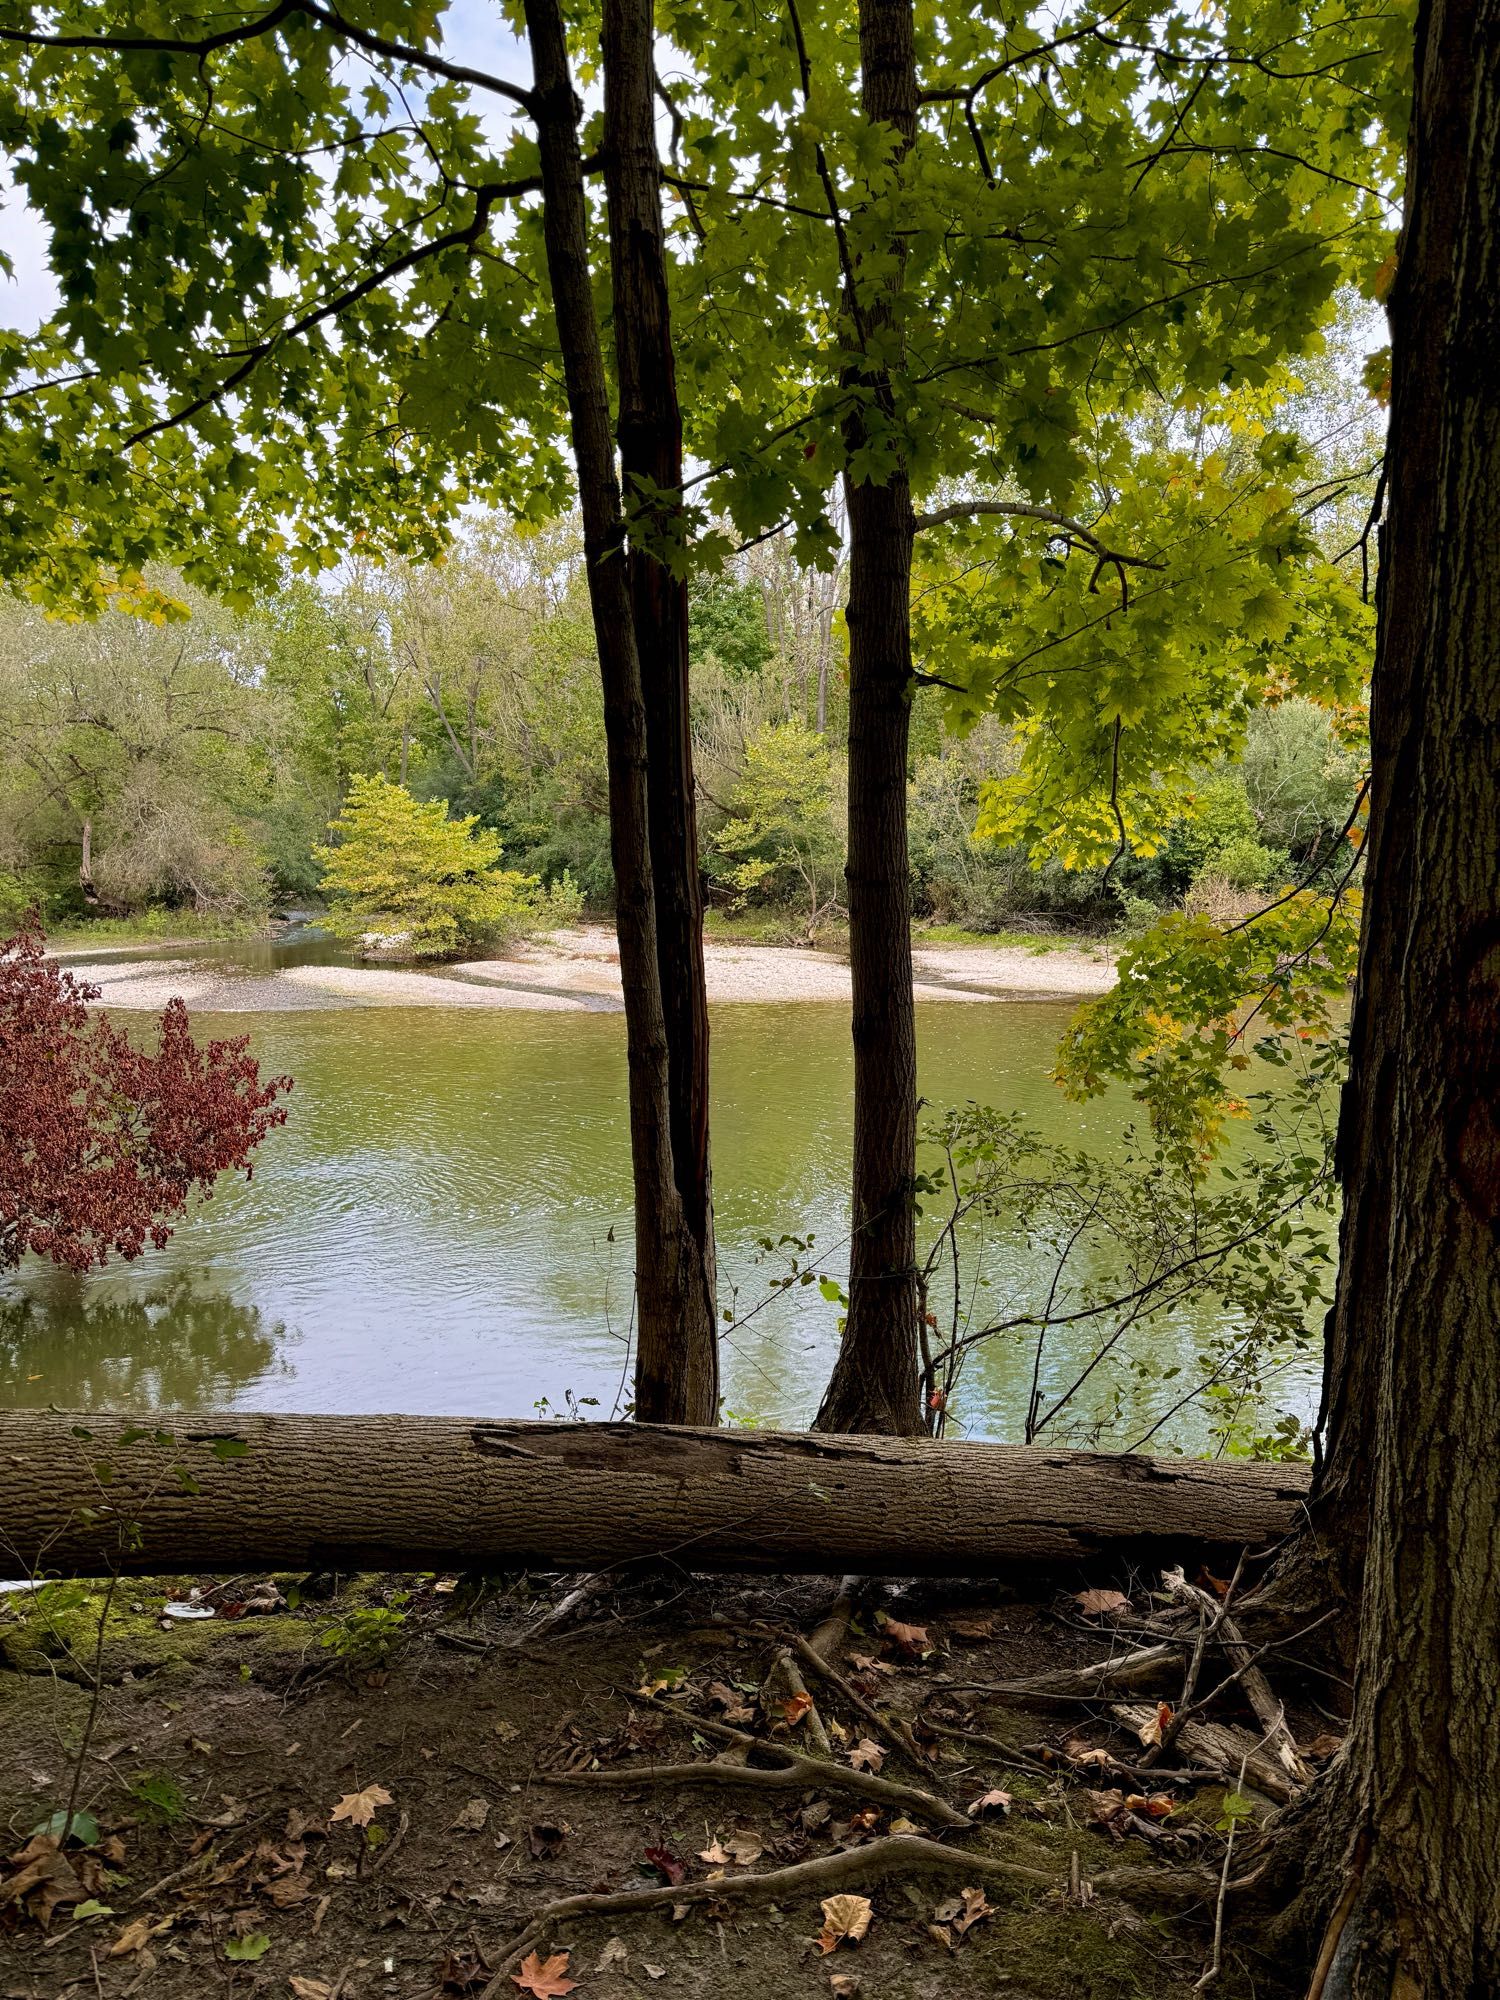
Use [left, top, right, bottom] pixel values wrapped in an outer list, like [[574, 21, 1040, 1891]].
[[41, 908, 271, 952], [914, 920, 1116, 953]]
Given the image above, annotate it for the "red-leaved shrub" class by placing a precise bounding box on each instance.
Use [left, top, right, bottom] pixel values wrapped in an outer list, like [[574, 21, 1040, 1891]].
[[0, 922, 291, 1271]]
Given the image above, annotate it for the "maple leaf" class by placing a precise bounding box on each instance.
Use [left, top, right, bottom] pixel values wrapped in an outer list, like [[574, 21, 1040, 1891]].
[[511, 1950, 576, 1998], [817, 1892, 873, 1952], [879, 1616, 930, 1659], [1074, 1588, 1130, 1617], [330, 1784, 392, 1828], [848, 1738, 885, 1772], [707, 1680, 756, 1724]]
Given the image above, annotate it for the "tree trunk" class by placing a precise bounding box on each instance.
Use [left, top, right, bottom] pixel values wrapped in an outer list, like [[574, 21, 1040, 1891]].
[[78, 817, 99, 909], [522, 0, 694, 1393], [814, 0, 924, 1437], [601, 0, 719, 1426], [0, 1409, 1311, 1579], [1287, 1, 1500, 1986]]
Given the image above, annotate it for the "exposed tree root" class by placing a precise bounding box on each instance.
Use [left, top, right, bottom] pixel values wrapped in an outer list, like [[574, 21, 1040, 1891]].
[[956, 1640, 1183, 1702], [543, 1723, 970, 1829]]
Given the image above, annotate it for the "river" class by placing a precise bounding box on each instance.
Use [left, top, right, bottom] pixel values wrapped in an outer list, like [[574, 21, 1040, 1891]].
[[0, 935, 1322, 1448]]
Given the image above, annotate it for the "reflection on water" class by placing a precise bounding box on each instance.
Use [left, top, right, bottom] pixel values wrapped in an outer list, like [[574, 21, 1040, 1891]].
[[0, 1270, 289, 1408], [0, 968, 1321, 1445]]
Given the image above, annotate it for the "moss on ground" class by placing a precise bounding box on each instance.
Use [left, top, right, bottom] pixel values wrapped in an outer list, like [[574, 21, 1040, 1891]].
[[0, 1581, 313, 1684]]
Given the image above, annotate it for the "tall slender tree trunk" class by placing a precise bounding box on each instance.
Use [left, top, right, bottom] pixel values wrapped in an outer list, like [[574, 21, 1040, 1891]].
[[522, 0, 696, 1397], [601, 0, 719, 1425], [813, 0, 924, 1437], [1287, 1, 1500, 1986]]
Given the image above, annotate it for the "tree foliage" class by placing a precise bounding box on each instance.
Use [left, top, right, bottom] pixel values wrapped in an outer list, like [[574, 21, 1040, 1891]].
[[315, 771, 572, 957], [0, 922, 289, 1271]]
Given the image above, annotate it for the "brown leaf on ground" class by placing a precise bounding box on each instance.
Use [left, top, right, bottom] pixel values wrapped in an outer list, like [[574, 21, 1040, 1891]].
[[1124, 1793, 1175, 1820], [848, 1738, 885, 1773], [594, 1937, 628, 1972], [879, 1616, 931, 1659], [510, 1950, 577, 1998], [967, 1789, 1013, 1818], [1, 1837, 84, 1925], [263, 1872, 314, 1907], [450, 1799, 490, 1835], [953, 1886, 995, 1936], [527, 1822, 569, 1861], [723, 1828, 763, 1865], [330, 1784, 393, 1828], [707, 1680, 756, 1724], [289, 1977, 334, 2000], [829, 1974, 862, 1996], [1074, 1588, 1130, 1617], [1306, 1731, 1345, 1762], [800, 1799, 833, 1833], [946, 1615, 997, 1642], [818, 1892, 874, 1953], [780, 1690, 814, 1727], [108, 1916, 154, 1958]]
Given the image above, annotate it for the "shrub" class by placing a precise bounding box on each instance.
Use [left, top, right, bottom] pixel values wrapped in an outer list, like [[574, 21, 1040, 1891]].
[[0, 923, 289, 1272], [315, 774, 546, 958], [706, 718, 844, 937]]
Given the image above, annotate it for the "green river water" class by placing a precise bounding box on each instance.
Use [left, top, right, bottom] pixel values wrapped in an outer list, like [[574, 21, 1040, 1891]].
[[0, 937, 1320, 1446]]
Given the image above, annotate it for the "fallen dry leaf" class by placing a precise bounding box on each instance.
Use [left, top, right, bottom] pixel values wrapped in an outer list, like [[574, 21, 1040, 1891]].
[[289, 1978, 334, 2000], [723, 1828, 763, 1865], [1125, 1793, 1175, 1820], [828, 1976, 862, 1998], [329, 1784, 393, 1829], [707, 1680, 756, 1725], [510, 1950, 576, 1999], [492, 1719, 520, 1744], [643, 1967, 666, 1982], [947, 1615, 997, 1642], [1306, 1731, 1345, 1762], [967, 1789, 1013, 1818], [594, 1937, 628, 1972], [263, 1872, 313, 1908], [781, 1689, 814, 1727], [817, 1892, 873, 1953], [879, 1616, 930, 1659], [108, 1916, 153, 1959], [848, 1738, 885, 1773], [1135, 1702, 1173, 1748], [1074, 1588, 1130, 1618], [953, 1886, 995, 1936], [450, 1799, 490, 1835], [527, 1822, 569, 1861]]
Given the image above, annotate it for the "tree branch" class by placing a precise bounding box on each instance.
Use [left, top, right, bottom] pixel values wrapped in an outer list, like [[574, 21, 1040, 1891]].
[[912, 498, 1164, 571]]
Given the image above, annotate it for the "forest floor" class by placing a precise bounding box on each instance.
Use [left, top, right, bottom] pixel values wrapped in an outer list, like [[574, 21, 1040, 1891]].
[[0, 1563, 1332, 2000], [49, 927, 1117, 1014]]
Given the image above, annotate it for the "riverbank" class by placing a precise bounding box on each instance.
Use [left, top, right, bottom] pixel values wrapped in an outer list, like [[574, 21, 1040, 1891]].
[[0, 1561, 1290, 2000], [54, 924, 1117, 1013]]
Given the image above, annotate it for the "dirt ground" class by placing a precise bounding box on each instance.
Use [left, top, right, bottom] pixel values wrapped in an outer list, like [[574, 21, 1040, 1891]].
[[1, 1567, 1328, 2000]]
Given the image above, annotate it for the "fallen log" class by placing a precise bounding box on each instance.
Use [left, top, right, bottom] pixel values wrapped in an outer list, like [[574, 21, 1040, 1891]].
[[0, 1410, 1310, 1580]]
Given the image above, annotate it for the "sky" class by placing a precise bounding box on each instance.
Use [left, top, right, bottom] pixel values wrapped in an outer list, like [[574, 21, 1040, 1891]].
[[0, 0, 533, 336]]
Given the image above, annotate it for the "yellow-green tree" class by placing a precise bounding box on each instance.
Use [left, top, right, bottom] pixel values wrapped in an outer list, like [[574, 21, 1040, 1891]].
[[315, 775, 559, 960]]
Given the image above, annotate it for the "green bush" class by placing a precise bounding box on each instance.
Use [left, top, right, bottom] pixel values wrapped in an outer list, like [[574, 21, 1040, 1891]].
[[315, 773, 549, 958]]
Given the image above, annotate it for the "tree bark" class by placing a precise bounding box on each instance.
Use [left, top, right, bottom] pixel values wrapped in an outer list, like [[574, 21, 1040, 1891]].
[[521, 0, 694, 1394], [601, 0, 718, 1425], [0, 1409, 1310, 1579], [1285, 1, 1500, 1987], [814, 0, 924, 1437]]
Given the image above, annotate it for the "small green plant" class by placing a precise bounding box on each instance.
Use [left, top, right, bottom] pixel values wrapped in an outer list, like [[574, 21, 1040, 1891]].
[[127, 1771, 188, 1825], [317, 1598, 410, 1671]]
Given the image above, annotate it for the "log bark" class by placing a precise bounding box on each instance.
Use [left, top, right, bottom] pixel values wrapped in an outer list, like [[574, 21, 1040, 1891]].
[[601, 0, 719, 1425], [814, 0, 925, 1437], [0, 1410, 1309, 1579]]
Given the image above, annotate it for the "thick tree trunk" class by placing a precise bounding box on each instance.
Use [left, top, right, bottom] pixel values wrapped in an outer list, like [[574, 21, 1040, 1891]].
[[814, 0, 924, 1438], [522, 0, 694, 1391], [1286, 2, 1500, 1988], [0, 1410, 1310, 1579], [601, 0, 719, 1426]]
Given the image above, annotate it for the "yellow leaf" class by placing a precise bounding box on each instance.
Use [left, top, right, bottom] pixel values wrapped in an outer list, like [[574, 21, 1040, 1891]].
[[817, 1892, 873, 1953]]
